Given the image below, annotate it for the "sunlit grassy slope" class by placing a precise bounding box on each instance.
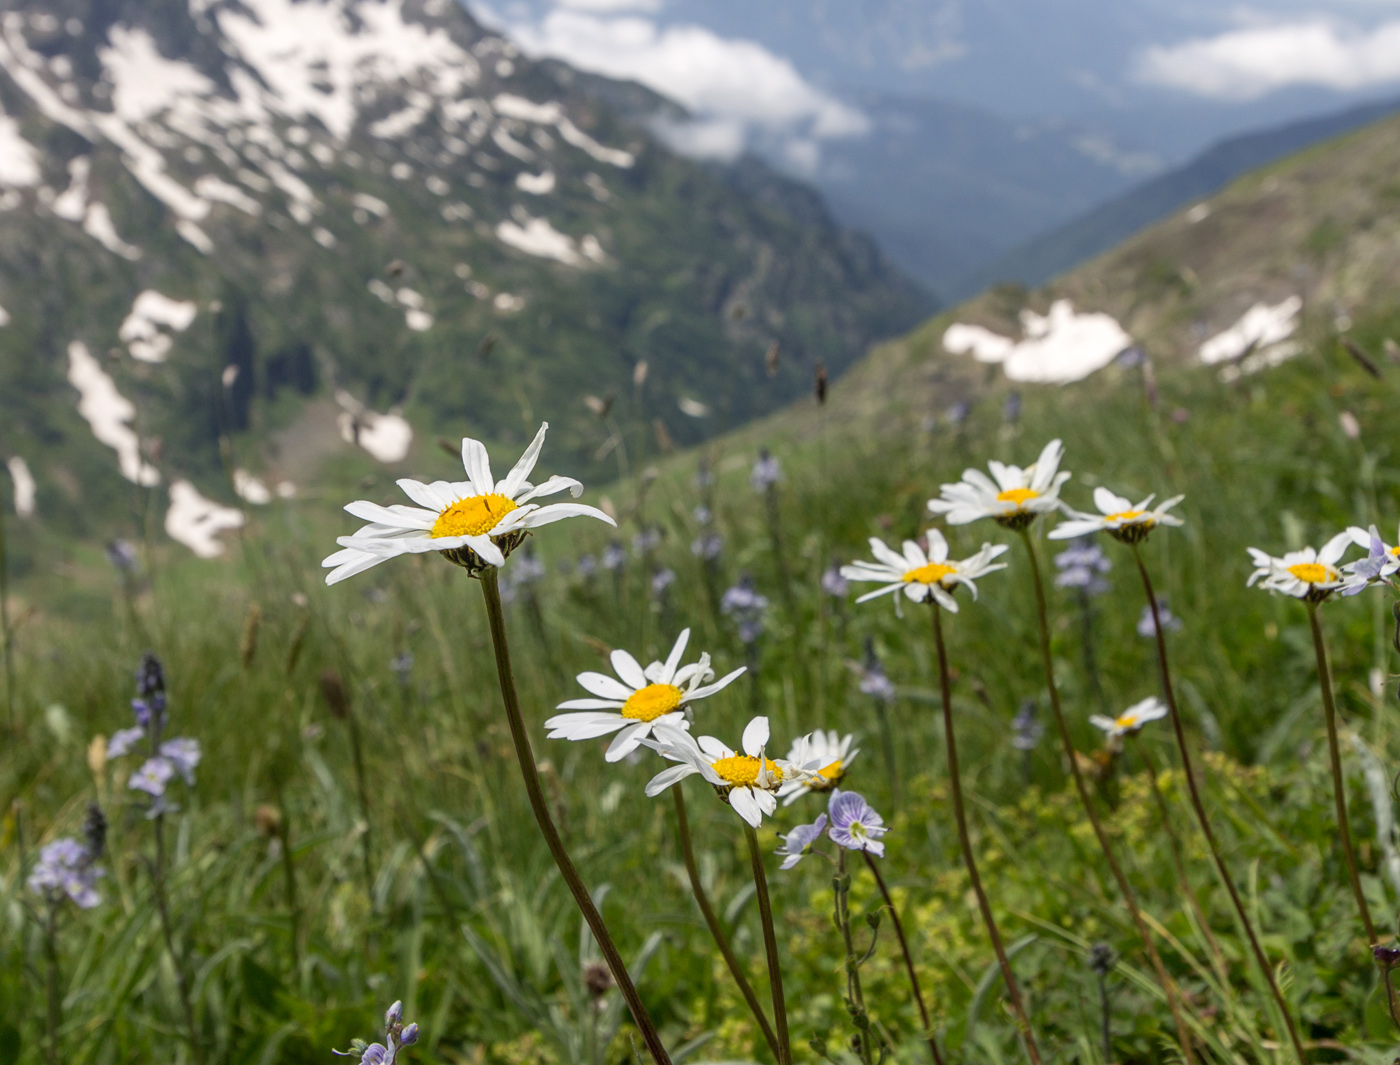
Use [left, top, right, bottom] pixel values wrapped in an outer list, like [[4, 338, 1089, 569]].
[[5, 108, 1400, 1065]]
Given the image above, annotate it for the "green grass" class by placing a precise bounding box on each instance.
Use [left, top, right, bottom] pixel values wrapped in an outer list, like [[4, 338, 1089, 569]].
[[5, 305, 1400, 1065]]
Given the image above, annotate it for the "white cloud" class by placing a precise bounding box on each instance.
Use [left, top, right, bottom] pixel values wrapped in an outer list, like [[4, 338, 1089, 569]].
[[1138, 18, 1400, 98], [479, 6, 867, 167]]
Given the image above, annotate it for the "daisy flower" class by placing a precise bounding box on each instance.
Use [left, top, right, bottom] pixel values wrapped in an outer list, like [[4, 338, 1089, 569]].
[[1050, 487, 1184, 545], [1246, 532, 1355, 602], [1341, 523, 1400, 594], [1089, 696, 1168, 740], [840, 530, 1008, 612], [776, 730, 859, 805], [544, 628, 745, 762], [643, 717, 817, 827], [927, 438, 1069, 530], [322, 422, 615, 585]]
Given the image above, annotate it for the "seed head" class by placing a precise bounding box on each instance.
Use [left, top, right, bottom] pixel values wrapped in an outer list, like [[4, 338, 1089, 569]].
[[320, 671, 351, 720]]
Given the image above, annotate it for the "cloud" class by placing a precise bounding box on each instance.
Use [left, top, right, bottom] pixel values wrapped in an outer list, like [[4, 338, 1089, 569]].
[[478, 6, 867, 169], [1138, 18, 1400, 98]]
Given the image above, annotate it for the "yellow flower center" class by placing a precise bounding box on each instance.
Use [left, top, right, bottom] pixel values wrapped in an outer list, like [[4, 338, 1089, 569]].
[[1288, 562, 1335, 584], [903, 562, 956, 585], [818, 760, 844, 780], [430, 493, 518, 539], [1105, 510, 1146, 524], [1390, 545, 1400, 557], [995, 487, 1039, 506], [711, 755, 784, 787], [1115, 714, 1138, 730], [621, 684, 684, 722]]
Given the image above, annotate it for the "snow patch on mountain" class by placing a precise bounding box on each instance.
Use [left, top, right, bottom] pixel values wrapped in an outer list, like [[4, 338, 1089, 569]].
[[166, 479, 245, 557], [943, 301, 1132, 384], [66, 341, 160, 486], [120, 291, 198, 363]]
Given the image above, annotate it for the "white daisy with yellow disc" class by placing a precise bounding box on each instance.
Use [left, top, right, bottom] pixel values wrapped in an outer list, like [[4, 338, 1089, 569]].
[[1246, 532, 1355, 602], [1090, 697, 1168, 740], [643, 717, 820, 828], [322, 422, 614, 584], [1051, 487, 1184, 545], [776, 730, 859, 805], [544, 629, 745, 762], [927, 438, 1070, 530], [839, 529, 1008, 612]]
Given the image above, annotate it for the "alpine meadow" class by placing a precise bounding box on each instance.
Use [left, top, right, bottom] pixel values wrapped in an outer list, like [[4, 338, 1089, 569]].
[[7, 3, 1400, 1065]]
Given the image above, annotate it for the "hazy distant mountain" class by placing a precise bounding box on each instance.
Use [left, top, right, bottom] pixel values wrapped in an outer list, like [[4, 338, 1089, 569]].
[[808, 92, 1161, 301], [969, 96, 1400, 293], [0, 0, 929, 553]]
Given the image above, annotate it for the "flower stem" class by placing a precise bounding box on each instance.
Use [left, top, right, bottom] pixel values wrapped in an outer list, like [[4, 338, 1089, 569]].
[[1130, 546, 1307, 1064], [479, 570, 672, 1065], [929, 603, 1042, 1065], [1018, 530, 1196, 1065], [835, 849, 873, 1065], [43, 902, 60, 1065], [152, 814, 204, 1065], [1306, 603, 1378, 946], [744, 822, 792, 1065], [671, 786, 781, 1060], [863, 852, 947, 1065]]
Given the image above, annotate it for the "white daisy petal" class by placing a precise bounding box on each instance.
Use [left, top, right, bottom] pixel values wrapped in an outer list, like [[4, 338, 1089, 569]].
[[552, 698, 625, 710], [685, 666, 746, 701], [518, 502, 617, 528], [397, 479, 453, 511], [646, 763, 698, 797], [500, 422, 549, 499], [742, 716, 770, 756], [660, 629, 691, 685], [729, 787, 763, 827], [343, 500, 436, 529], [605, 721, 651, 762], [515, 475, 584, 503], [610, 649, 649, 690], [544, 711, 630, 740], [576, 671, 635, 701], [460, 437, 494, 494]]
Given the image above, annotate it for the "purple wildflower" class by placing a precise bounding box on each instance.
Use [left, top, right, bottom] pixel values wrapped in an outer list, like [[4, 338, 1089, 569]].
[[1137, 598, 1183, 638], [821, 562, 848, 598], [1011, 699, 1042, 751], [1054, 539, 1112, 595], [129, 757, 175, 797], [691, 533, 723, 560], [827, 790, 887, 857], [28, 838, 102, 909], [721, 574, 768, 644], [750, 450, 781, 492], [160, 738, 202, 786], [602, 541, 626, 571], [106, 726, 145, 758], [650, 568, 676, 598], [777, 813, 828, 870]]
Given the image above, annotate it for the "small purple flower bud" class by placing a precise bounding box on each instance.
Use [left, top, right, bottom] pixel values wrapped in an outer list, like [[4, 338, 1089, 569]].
[[399, 1023, 419, 1046], [385, 1001, 403, 1026], [1374, 944, 1400, 970]]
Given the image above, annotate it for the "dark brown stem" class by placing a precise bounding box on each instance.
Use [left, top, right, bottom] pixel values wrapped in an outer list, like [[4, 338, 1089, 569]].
[[1306, 603, 1377, 945], [930, 603, 1042, 1065], [1131, 546, 1307, 1064], [864, 853, 947, 1065], [671, 787, 781, 1059], [1018, 531, 1196, 1065], [1136, 743, 1228, 979], [744, 822, 791, 1065], [479, 570, 672, 1065]]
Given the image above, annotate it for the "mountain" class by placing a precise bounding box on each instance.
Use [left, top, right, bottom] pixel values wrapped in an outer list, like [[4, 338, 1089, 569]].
[[968, 96, 1400, 295], [727, 107, 1400, 451], [809, 92, 1160, 302], [0, 0, 930, 557]]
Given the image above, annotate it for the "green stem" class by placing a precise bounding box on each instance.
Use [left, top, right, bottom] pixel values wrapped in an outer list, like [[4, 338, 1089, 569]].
[[863, 853, 946, 1065], [671, 787, 781, 1060], [1018, 531, 1196, 1065], [930, 603, 1042, 1065], [277, 805, 302, 973], [1306, 603, 1377, 945], [744, 822, 791, 1065], [836, 850, 872, 1065], [1131, 545, 1307, 1064], [44, 902, 59, 1065], [152, 814, 204, 1065], [479, 570, 672, 1065]]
